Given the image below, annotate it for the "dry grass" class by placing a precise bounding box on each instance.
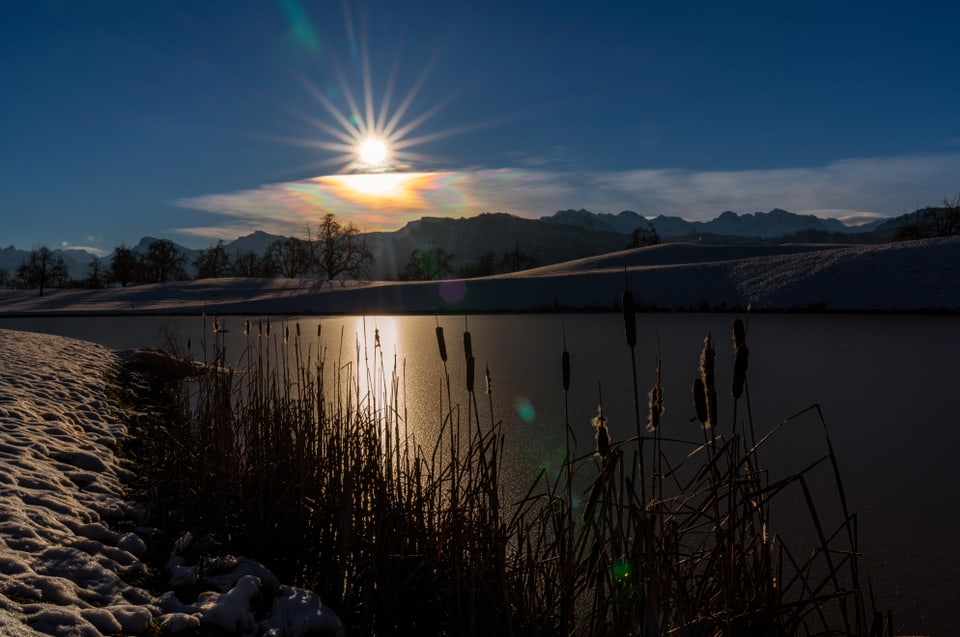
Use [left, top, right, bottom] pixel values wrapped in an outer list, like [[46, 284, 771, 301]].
[[118, 306, 893, 636]]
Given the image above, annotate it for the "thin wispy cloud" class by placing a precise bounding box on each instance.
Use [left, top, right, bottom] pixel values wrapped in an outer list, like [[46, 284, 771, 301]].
[[175, 153, 960, 240]]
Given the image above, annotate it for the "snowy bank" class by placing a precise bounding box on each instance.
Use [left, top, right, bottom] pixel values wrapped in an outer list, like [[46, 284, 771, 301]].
[[0, 329, 343, 636], [0, 237, 957, 315]]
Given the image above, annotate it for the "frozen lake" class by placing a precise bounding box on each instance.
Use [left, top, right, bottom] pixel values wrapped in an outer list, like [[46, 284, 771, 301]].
[[3, 312, 956, 635]]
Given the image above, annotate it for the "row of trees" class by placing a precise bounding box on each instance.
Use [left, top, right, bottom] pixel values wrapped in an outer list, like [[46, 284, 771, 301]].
[[894, 196, 960, 241], [5, 214, 373, 296], [400, 242, 539, 281]]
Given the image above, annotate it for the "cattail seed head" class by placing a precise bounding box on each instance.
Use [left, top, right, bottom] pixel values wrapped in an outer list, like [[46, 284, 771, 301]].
[[466, 356, 475, 392], [435, 326, 447, 362], [699, 333, 716, 391], [647, 359, 664, 432], [561, 350, 571, 391], [693, 377, 708, 426], [258, 319, 263, 338], [374, 328, 381, 349], [243, 320, 250, 336], [707, 388, 718, 429], [284, 325, 289, 344], [592, 407, 611, 458], [266, 318, 271, 337], [296, 322, 301, 338], [212, 316, 220, 334], [733, 317, 746, 350], [621, 289, 637, 348], [485, 365, 493, 395], [463, 330, 473, 359]]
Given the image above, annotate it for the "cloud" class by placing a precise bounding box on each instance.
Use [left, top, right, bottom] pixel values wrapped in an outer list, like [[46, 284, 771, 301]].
[[174, 153, 960, 239]]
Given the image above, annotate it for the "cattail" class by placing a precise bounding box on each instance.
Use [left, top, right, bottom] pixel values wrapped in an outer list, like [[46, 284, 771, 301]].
[[374, 328, 381, 349], [699, 333, 715, 391], [707, 387, 718, 429], [463, 330, 472, 359], [733, 317, 746, 350], [622, 288, 637, 347], [317, 323, 322, 338], [732, 345, 749, 399], [692, 377, 708, 426], [266, 318, 271, 337], [243, 320, 250, 336], [466, 356, 475, 392], [561, 350, 571, 391], [212, 316, 220, 334], [284, 325, 289, 344], [296, 322, 301, 338], [435, 326, 447, 362], [186, 337, 192, 352], [647, 358, 664, 432], [485, 365, 493, 395], [592, 407, 611, 458]]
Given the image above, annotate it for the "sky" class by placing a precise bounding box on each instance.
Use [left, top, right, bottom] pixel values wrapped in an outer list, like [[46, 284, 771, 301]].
[[3, 0, 960, 254]]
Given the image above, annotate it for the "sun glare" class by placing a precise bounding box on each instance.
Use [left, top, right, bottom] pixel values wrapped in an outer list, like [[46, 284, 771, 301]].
[[358, 137, 389, 167]]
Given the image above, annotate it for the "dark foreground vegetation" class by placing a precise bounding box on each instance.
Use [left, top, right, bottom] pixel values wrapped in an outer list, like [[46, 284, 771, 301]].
[[116, 298, 893, 636]]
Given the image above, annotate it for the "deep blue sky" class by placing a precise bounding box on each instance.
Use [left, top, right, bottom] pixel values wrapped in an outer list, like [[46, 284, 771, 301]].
[[3, 0, 960, 252]]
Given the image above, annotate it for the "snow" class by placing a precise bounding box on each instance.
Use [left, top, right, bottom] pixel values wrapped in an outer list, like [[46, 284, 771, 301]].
[[0, 329, 344, 636], [0, 237, 956, 315]]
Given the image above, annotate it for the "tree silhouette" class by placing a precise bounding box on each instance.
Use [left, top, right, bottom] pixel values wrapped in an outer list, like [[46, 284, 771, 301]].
[[268, 237, 312, 278], [313, 214, 373, 281], [143, 239, 187, 283], [194, 241, 231, 279], [16, 245, 54, 296], [231, 250, 273, 278], [499, 243, 538, 273], [86, 257, 104, 289], [630, 223, 661, 248], [110, 244, 139, 287], [401, 242, 456, 280]]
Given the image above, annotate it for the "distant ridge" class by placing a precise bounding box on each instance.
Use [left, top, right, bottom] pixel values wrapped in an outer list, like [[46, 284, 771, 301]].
[[541, 208, 890, 239]]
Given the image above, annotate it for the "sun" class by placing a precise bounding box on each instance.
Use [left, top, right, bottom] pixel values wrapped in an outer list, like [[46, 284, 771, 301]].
[[357, 137, 389, 167]]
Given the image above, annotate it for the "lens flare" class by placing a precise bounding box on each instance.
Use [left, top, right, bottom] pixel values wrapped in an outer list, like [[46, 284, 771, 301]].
[[514, 396, 536, 423]]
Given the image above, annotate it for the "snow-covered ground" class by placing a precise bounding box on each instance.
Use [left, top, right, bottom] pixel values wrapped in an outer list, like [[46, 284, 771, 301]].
[[1, 237, 957, 315], [0, 329, 343, 636]]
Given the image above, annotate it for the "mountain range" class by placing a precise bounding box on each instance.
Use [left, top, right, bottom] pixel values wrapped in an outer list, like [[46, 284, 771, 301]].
[[0, 208, 908, 282], [541, 208, 891, 238]]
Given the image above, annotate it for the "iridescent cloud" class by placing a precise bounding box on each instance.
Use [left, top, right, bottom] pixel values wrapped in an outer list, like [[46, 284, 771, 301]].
[[174, 153, 960, 240]]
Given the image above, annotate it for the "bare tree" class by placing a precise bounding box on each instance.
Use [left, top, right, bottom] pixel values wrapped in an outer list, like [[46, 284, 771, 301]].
[[268, 237, 312, 278], [194, 240, 231, 279], [313, 214, 373, 281], [401, 242, 455, 280], [16, 245, 54, 296], [143, 239, 187, 283], [499, 242, 538, 273], [231, 250, 273, 278], [110, 244, 139, 287], [50, 256, 70, 288], [86, 257, 104, 289]]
